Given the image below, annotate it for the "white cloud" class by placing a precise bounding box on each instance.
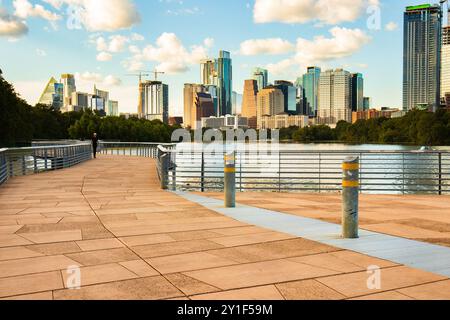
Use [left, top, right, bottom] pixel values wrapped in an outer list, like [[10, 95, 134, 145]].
[[253, 0, 379, 25], [239, 38, 294, 56], [131, 32, 144, 41], [96, 51, 113, 61], [0, 8, 28, 37], [36, 48, 47, 56], [44, 0, 140, 31], [13, 0, 61, 21], [264, 27, 371, 76], [123, 33, 213, 74], [75, 71, 122, 87], [385, 22, 398, 32]]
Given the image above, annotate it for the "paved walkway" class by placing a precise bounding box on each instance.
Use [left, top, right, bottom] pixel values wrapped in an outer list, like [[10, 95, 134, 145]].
[[0, 155, 449, 300]]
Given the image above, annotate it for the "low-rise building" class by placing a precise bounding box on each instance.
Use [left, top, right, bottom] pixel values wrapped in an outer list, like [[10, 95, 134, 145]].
[[201, 115, 248, 130], [259, 114, 309, 130], [351, 109, 397, 123]]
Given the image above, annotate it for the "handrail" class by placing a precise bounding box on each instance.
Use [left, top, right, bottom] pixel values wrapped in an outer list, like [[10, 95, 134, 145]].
[[0, 143, 93, 187]]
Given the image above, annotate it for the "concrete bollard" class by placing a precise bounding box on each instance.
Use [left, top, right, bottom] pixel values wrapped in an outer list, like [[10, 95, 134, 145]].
[[342, 156, 360, 239], [224, 152, 236, 208]]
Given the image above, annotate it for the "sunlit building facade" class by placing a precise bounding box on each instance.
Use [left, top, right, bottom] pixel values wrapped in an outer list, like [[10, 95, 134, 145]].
[[140, 81, 169, 124], [403, 4, 442, 112], [274, 80, 297, 115], [38, 77, 63, 109], [256, 87, 284, 129], [61, 74, 76, 110], [241, 80, 258, 129], [442, 25, 450, 99], [318, 69, 352, 125]]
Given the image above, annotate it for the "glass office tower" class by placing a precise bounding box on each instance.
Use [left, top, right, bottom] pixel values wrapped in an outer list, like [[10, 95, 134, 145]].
[[302, 67, 321, 116], [217, 50, 232, 116], [140, 81, 169, 124], [274, 80, 297, 115], [403, 4, 442, 112], [351, 73, 364, 112], [252, 67, 269, 91]]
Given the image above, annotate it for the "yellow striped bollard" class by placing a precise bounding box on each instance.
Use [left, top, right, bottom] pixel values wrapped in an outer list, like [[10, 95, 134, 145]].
[[342, 156, 360, 239], [224, 152, 236, 208]]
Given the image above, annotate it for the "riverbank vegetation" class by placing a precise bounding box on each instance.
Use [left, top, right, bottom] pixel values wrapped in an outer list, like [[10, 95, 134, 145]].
[[0, 72, 179, 147], [281, 109, 450, 146]]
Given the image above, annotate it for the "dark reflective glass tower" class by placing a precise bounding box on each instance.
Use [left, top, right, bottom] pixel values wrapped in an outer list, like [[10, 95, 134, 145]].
[[217, 50, 233, 116], [351, 73, 364, 112], [403, 4, 442, 112]]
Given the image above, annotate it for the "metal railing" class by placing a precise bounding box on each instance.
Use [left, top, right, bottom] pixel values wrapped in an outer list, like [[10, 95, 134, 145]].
[[0, 143, 92, 186], [99, 142, 175, 158], [156, 148, 450, 195]]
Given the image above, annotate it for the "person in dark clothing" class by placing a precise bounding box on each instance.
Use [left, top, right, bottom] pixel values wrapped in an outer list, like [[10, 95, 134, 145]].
[[92, 133, 99, 158]]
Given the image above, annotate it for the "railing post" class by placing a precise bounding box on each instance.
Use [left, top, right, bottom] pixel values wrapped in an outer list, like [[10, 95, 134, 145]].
[[439, 152, 442, 195], [201, 151, 205, 192], [224, 152, 236, 208], [160, 153, 169, 190], [171, 153, 177, 191], [21, 155, 26, 175], [342, 156, 360, 239]]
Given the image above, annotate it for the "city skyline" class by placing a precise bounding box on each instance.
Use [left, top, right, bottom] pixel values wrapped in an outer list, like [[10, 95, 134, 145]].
[[0, 0, 439, 116]]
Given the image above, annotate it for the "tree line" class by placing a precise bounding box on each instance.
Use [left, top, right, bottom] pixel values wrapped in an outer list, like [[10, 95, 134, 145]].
[[279, 109, 450, 146], [0, 71, 179, 147]]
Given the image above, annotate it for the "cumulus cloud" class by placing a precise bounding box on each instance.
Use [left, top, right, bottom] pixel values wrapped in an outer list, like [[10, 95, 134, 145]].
[[253, 0, 379, 25], [75, 71, 122, 86], [0, 8, 28, 37], [44, 0, 140, 31], [239, 38, 294, 55], [96, 51, 113, 61], [123, 32, 213, 74], [264, 27, 371, 76], [385, 22, 398, 32], [13, 0, 61, 21], [36, 48, 47, 56]]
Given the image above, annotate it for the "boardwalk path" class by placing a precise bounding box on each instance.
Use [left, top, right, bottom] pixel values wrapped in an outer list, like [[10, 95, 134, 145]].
[[0, 155, 449, 300]]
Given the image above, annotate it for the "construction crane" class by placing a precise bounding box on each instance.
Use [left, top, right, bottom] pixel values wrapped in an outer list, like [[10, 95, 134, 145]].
[[150, 69, 165, 81], [126, 71, 150, 84]]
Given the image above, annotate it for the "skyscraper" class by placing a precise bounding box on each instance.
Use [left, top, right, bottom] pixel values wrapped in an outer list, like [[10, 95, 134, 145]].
[[140, 81, 169, 124], [242, 80, 258, 129], [216, 50, 233, 116], [200, 59, 217, 86], [256, 87, 284, 129], [318, 69, 352, 125], [252, 68, 268, 91], [184, 83, 206, 129], [302, 67, 321, 116], [274, 80, 297, 115], [351, 73, 364, 112], [61, 74, 76, 110], [403, 4, 442, 112], [191, 92, 215, 130], [38, 77, 63, 109], [441, 10, 450, 99]]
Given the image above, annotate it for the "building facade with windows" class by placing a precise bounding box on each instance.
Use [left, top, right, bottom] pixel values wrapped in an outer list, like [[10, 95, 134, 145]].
[[139, 81, 169, 124]]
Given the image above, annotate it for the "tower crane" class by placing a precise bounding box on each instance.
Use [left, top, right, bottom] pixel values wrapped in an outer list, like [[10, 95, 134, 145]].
[[126, 71, 150, 84], [150, 69, 165, 81]]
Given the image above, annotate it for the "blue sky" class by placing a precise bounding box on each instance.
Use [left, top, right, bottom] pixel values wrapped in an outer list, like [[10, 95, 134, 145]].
[[0, 0, 443, 116]]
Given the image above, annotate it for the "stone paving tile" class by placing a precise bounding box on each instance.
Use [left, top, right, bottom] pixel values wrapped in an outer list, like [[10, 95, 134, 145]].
[[207, 238, 340, 264], [26, 242, 82, 256], [0, 271, 63, 298], [119, 260, 159, 277], [0, 255, 80, 278], [0, 246, 43, 261], [396, 280, 450, 300], [132, 239, 224, 259], [209, 231, 296, 247], [76, 238, 124, 251], [147, 252, 239, 274], [165, 273, 220, 296], [61, 263, 138, 288], [119, 234, 175, 247], [191, 285, 285, 300], [0, 234, 33, 248], [20, 230, 83, 244], [53, 276, 183, 300], [275, 280, 345, 300], [350, 291, 415, 300], [317, 266, 447, 298], [287, 251, 397, 273], [66, 248, 139, 266], [1, 291, 54, 300], [167, 230, 222, 241], [184, 259, 340, 290]]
